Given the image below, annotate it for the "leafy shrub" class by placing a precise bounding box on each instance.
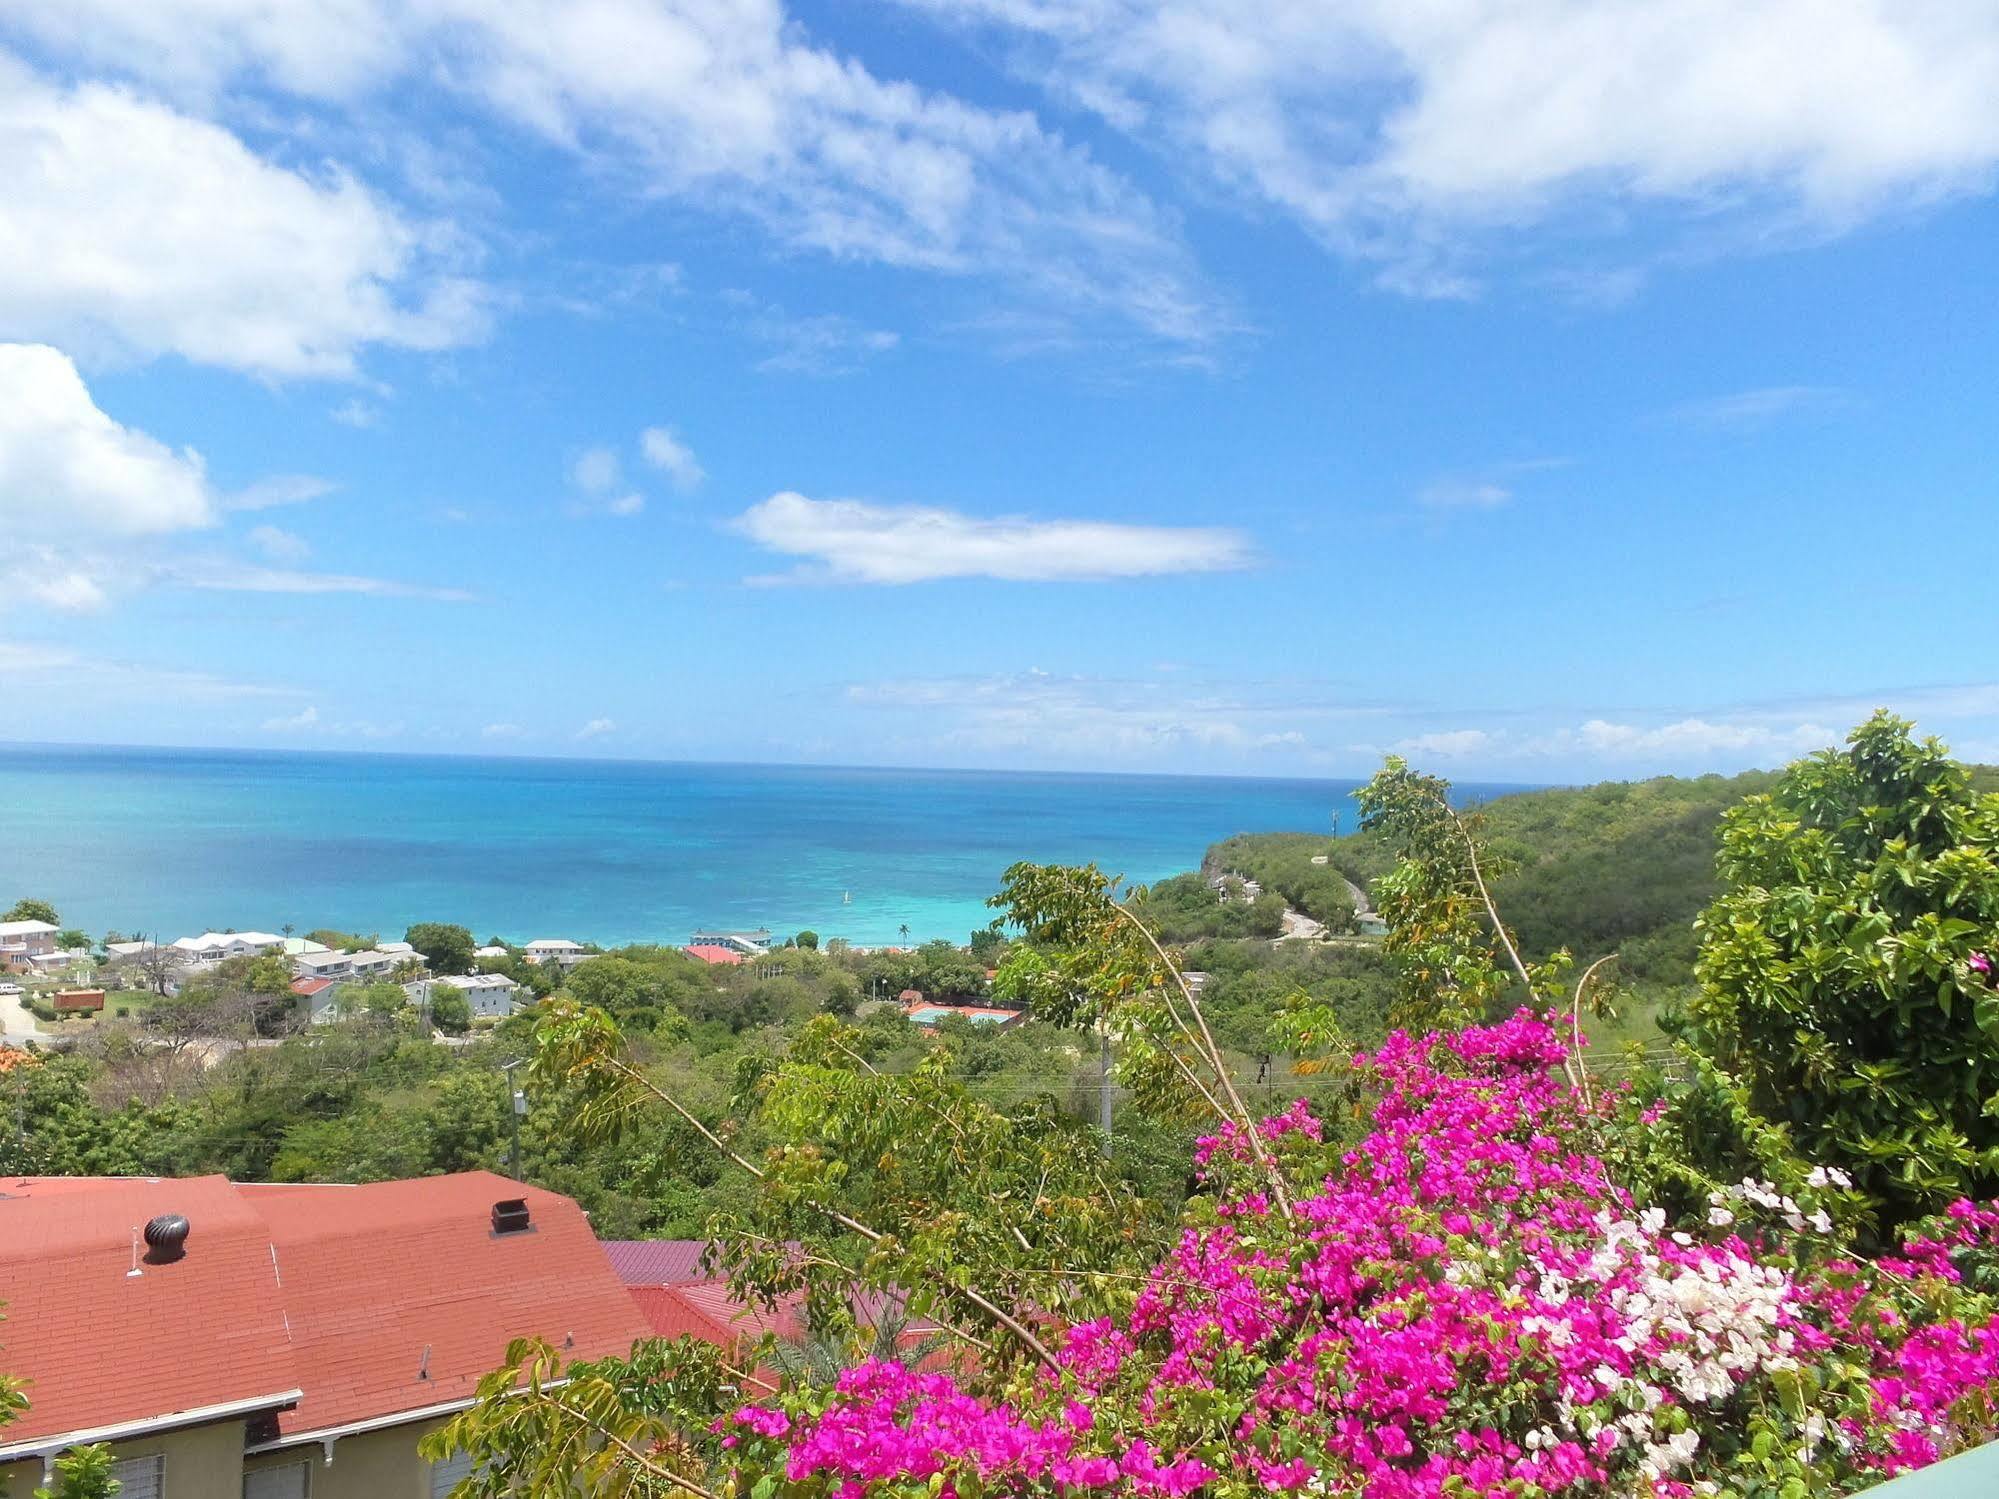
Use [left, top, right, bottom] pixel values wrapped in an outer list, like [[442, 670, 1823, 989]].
[[1687, 714, 1999, 1227]]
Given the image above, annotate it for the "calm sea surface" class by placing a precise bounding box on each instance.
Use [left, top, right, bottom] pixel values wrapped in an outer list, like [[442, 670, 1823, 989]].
[[0, 744, 1526, 946]]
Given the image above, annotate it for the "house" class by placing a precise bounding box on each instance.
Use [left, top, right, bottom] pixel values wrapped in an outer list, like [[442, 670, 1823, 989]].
[[902, 1000, 1025, 1029], [687, 929, 773, 957], [0, 918, 59, 973], [168, 931, 286, 967], [291, 949, 354, 981], [0, 1172, 649, 1499], [683, 943, 745, 967], [291, 975, 342, 1025], [428, 972, 522, 1018], [472, 945, 509, 961], [345, 948, 418, 981], [521, 939, 587, 969]]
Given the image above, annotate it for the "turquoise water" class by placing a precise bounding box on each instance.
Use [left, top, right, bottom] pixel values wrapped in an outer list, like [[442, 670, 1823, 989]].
[[0, 744, 1525, 946]]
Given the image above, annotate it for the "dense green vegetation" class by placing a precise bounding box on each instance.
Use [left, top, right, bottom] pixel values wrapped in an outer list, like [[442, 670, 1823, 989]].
[[1206, 832, 1359, 930]]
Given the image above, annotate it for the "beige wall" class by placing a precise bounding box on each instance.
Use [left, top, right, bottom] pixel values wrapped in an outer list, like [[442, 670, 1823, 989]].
[[4, 1414, 449, 1499], [244, 1416, 450, 1499], [2, 1417, 246, 1498]]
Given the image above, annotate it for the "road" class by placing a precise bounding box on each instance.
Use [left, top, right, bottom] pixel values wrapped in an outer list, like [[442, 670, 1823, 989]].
[[1, 987, 42, 1048]]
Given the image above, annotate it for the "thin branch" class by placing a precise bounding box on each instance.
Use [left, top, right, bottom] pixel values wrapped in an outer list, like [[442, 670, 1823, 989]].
[[1112, 898, 1295, 1220], [541, 1392, 721, 1499], [1568, 955, 1615, 1112], [597, 1054, 1060, 1371]]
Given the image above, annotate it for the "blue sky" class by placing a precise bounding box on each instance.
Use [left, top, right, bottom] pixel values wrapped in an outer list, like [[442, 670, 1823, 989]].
[[2, 1, 1997, 782]]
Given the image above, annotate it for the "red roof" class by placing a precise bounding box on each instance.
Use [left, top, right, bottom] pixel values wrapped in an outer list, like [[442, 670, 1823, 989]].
[[241, 1173, 647, 1438], [0, 1172, 649, 1452], [0, 1175, 298, 1447], [290, 977, 335, 996], [601, 1239, 714, 1285], [683, 944, 745, 966]]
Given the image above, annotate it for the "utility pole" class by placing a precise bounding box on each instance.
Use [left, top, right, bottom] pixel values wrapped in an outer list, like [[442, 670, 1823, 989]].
[[501, 1057, 525, 1180]]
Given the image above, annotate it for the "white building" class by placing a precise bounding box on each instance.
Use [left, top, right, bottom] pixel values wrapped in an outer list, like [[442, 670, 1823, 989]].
[[522, 939, 588, 969], [293, 949, 354, 981], [0, 919, 59, 972], [169, 931, 287, 965], [346, 947, 424, 980], [688, 928, 773, 957], [418, 972, 522, 1018], [473, 944, 509, 960]]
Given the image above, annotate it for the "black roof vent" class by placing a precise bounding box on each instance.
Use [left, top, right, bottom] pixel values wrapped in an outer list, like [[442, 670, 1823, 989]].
[[491, 1198, 532, 1236], [143, 1213, 190, 1263]]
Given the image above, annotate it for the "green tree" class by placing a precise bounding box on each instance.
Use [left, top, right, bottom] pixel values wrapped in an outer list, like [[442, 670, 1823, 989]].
[[55, 928, 91, 952], [430, 991, 473, 1034], [4, 898, 58, 925], [1686, 713, 1999, 1225], [406, 922, 476, 975], [794, 929, 819, 950]]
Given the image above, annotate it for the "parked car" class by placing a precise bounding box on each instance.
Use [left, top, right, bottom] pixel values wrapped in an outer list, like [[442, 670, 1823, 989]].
[[0, 982, 23, 995]]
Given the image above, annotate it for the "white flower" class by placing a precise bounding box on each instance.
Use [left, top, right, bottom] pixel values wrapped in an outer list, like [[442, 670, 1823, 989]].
[[1708, 1205, 1735, 1227], [1640, 1207, 1667, 1235], [1808, 1209, 1834, 1234]]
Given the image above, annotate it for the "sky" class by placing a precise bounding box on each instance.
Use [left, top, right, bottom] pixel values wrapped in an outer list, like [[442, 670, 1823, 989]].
[[2, 1, 1997, 783]]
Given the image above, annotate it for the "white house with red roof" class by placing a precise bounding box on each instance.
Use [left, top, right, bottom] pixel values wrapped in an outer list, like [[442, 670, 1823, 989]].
[[0, 1172, 648, 1498]]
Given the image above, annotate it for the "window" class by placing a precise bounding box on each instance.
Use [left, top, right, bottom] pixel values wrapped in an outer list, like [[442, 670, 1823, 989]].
[[429, 1451, 474, 1497], [244, 1462, 310, 1499], [110, 1455, 163, 1499]]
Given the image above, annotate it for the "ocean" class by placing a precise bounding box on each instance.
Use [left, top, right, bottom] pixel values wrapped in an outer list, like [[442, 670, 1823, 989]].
[[0, 744, 1526, 947]]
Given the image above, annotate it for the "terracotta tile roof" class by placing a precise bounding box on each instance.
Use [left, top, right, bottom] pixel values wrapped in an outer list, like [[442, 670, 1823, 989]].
[[0, 1172, 649, 1452], [601, 1239, 715, 1285], [683, 944, 745, 966], [239, 1172, 649, 1438], [0, 1175, 298, 1447]]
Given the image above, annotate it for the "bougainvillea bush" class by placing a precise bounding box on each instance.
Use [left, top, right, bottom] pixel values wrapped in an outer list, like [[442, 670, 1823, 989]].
[[718, 1011, 1999, 1499]]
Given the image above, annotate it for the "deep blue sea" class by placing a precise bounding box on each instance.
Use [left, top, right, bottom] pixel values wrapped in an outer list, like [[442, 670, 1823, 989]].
[[0, 744, 1526, 947]]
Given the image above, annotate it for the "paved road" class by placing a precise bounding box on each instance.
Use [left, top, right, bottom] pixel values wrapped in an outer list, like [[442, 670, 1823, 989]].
[[1, 987, 42, 1048]]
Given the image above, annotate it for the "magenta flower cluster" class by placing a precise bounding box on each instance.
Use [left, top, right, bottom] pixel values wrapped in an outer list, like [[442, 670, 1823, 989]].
[[722, 1011, 1999, 1497]]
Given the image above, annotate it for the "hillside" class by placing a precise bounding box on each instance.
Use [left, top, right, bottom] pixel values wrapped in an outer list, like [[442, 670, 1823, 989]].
[[1215, 768, 1784, 1000]]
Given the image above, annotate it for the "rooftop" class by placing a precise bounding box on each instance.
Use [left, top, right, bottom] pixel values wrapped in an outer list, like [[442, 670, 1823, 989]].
[[0, 1172, 648, 1453], [683, 944, 746, 966]]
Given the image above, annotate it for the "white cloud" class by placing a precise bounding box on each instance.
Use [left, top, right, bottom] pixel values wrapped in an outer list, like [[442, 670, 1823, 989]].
[[1662, 385, 1852, 431], [1417, 479, 1512, 510], [1391, 729, 1493, 759], [246, 524, 311, 562], [575, 717, 616, 741], [851, 670, 1342, 762], [481, 721, 524, 739], [226, 475, 339, 512], [0, 343, 215, 536], [16, 565, 110, 613], [571, 446, 622, 495], [735, 491, 1256, 584], [260, 702, 401, 737], [639, 426, 704, 491], [3, 3, 1221, 346], [729, 295, 902, 375], [264, 705, 321, 732], [329, 398, 382, 429], [161, 560, 476, 601], [0, 639, 296, 700], [893, 1, 1999, 289], [605, 492, 645, 517], [0, 52, 483, 377]]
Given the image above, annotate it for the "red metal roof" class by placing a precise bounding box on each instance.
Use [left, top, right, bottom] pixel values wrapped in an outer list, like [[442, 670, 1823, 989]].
[[0, 1175, 298, 1446], [240, 1173, 648, 1438], [683, 944, 745, 966], [0, 1172, 649, 1451], [289, 977, 335, 996], [600, 1239, 714, 1285]]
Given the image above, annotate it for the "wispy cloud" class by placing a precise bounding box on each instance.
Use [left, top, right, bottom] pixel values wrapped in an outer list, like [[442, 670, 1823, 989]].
[[481, 722, 524, 740], [246, 524, 311, 562], [640, 426, 704, 491], [575, 717, 616, 741], [735, 492, 1256, 585], [162, 560, 476, 602], [225, 475, 339, 512], [726, 292, 901, 376], [1660, 386, 1853, 432], [1417, 478, 1513, 510], [0, 640, 295, 702], [329, 399, 381, 429], [262, 703, 402, 738]]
